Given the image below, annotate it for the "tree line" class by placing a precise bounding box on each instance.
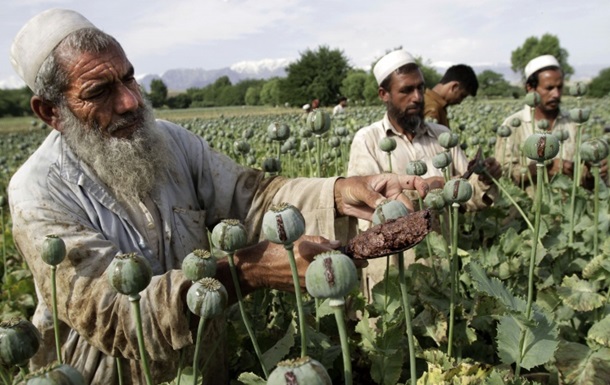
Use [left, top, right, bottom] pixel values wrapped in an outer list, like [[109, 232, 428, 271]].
[[1, 34, 609, 117]]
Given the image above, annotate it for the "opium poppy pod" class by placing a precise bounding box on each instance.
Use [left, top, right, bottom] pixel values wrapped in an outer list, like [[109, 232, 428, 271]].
[[267, 356, 332, 385], [211, 219, 248, 253], [536, 119, 550, 130], [442, 178, 473, 204], [569, 108, 591, 124], [305, 251, 358, 306], [308, 110, 332, 135], [497, 125, 512, 138], [424, 188, 447, 210], [438, 132, 459, 149], [0, 318, 41, 367], [262, 157, 282, 173], [372, 199, 409, 225], [569, 81, 587, 97], [262, 203, 306, 245], [107, 253, 153, 296], [379, 137, 397, 153], [581, 139, 610, 164], [182, 249, 217, 281], [552, 128, 570, 142], [186, 277, 228, 319], [406, 160, 427, 176], [41, 235, 66, 266], [432, 151, 453, 169], [523, 133, 560, 162], [19, 363, 86, 385], [267, 122, 291, 141], [524, 92, 541, 107]]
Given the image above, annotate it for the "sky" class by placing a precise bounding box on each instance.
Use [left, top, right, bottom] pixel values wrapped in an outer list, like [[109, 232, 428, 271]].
[[2, 0, 610, 88]]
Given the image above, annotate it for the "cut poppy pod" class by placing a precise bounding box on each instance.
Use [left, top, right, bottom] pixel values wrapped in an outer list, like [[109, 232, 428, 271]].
[[569, 108, 591, 124], [182, 249, 217, 281], [580, 138, 610, 164], [305, 251, 358, 305], [262, 203, 306, 245], [41, 235, 66, 266], [497, 125, 512, 138], [523, 133, 560, 162], [267, 122, 291, 141], [17, 363, 86, 385], [107, 253, 153, 296], [438, 132, 459, 149], [262, 157, 282, 173], [233, 140, 251, 155], [308, 110, 332, 135], [372, 199, 409, 225], [443, 178, 473, 204], [267, 356, 332, 385], [0, 318, 41, 367], [211, 219, 248, 253], [569, 81, 587, 97], [405, 160, 428, 176], [524, 91, 541, 107], [186, 277, 228, 319], [432, 151, 453, 169], [379, 136, 397, 153], [424, 188, 446, 211]]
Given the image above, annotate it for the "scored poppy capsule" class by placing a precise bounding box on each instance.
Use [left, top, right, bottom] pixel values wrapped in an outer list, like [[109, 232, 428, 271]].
[[405, 160, 428, 176], [569, 81, 587, 97], [186, 277, 228, 319], [0, 318, 41, 367], [107, 253, 153, 297], [424, 188, 447, 210], [262, 203, 306, 245], [432, 151, 453, 169], [552, 128, 570, 142], [372, 199, 410, 225], [580, 138, 610, 164], [442, 178, 473, 204], [211, 219, 248, 253], [379, 137, 397, 153], [182, 249, 217, 282], [438, 132, 459, 149], [267, 356, 332, 385], [524, 91, 541, 107], [523, 133, 560, 162], [267, 122, 291, 142], [308, 110, 332, 135], [41, 234, 66, 266], [305, 251, 358, 307], [569, 107, 591, 124]]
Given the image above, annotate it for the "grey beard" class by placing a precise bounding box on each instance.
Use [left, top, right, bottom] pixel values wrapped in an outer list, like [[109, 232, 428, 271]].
[[60, 102, 172, 202]]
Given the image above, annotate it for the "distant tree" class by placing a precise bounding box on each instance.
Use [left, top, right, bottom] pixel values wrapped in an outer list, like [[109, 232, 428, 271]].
[[260, 78, 282, 106], [280, 45, 351, 107], [477, 70, 513, 97], [166, 93, 191, 109], [414, 56, 442, 88], [588, 67, 610, 98], [340, 70, 368, 104], [0, 87, 33, 117], [511, 34, 574, 81], [244, 85, 262, 105], [148, 79, 168, 108]]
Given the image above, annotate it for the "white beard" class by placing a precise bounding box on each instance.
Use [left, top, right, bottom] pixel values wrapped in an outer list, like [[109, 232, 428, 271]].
[[60, 101, 173, 202]]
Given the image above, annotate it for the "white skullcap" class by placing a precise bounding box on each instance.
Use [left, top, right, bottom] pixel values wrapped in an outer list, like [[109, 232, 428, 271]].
[[373, 50, 416, 85], [302, 104, 311, 110], [524, 55, 560, 80], [10, 9, 96, 91]]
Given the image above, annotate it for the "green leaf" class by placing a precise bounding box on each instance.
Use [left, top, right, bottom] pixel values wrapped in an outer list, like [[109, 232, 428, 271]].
[[370, 267, 402, 317], [557, 275, 605, 312], [555, 341, 610, 385], [262, 322, 295, 370], [467, 261, 526, 312], [588, 314, 610, 348], [236, 371, 266, 385], [369, 326, 404, 385], [413, 306, 448, 346], [583, 254, 610, 281], [496, 312, 558, 369]]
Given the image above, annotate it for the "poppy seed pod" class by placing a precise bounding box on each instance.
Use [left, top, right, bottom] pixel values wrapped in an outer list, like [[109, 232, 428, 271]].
[[262, 203, 306, 245], [186, 277, 228, 319], [19, 363, 86, 385], [524, 92, 541, 107], [406, 160, 428, 176], [442, 178, 473, 204], [211, 219, 248, 253], [536, 119, 550, 130], [267, 122, 291, 141], [267, 356, 332, 385], [328, 136, 341, 148], [497, 125, 512, 138], [553, 128, 570, 142], [262, 157, 282, 173], [305, 251, 358, 305], [569, 82, 587, 97], [182, 249, 217, 281], [41, 235, 66, 266], [372, 199, 410, 225], [569, 108, 591, 124], [379, 137, 397, 153], [0, 318, 41, 367], [510, 117, 521, 128], [308, 110, 332, 135], [233, 140, 250, 155], [580, 138, 609, 164], [523, 133, 560, 162], [432, 151, 453, 169], [107, 253, 153, 296], [438, 132, 459, 149], [424, 188, 446, 210]]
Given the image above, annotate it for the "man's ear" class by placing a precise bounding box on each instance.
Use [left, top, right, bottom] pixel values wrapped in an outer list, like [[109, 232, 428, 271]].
[[30, 96, 63, 132], [378, 86, 389, 102]]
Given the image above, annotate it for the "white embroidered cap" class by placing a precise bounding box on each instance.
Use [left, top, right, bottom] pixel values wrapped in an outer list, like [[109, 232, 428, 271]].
[[373, 50, 416, 85], [524, 55, 560, 80], [10, 9, 96, 91]]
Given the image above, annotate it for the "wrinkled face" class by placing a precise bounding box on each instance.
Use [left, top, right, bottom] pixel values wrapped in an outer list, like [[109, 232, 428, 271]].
[[381, 70, 425, 133], [59, 44, 146, 139], [529, 69, 564, 114]]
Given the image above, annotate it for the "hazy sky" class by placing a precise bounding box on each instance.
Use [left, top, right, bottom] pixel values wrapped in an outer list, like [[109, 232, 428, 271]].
[[2, 0, 609, 88]]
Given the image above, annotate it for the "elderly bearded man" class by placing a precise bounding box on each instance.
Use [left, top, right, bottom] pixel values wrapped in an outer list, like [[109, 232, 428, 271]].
[[8, 9, 430, 385]]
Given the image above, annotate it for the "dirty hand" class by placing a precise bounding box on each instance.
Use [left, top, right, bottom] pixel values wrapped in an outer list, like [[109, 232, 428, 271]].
[[477, 157, 502, 185]]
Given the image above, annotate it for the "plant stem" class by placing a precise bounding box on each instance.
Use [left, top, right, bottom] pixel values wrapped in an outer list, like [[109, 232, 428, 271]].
[[116, 357, 124, 385], [447, 202, 459, 358], [592, 164, 600, 255], [192, 316, 208, 385], [316, 135, 322, 177], [129, 294, 153, 385], [331, 301, 353, 385], [418, 196, 433, 261], [226, 253, 269, 378], [387, 152, 393, 173], [1, 206, 7, 297], [568, 123, 583, 245], [285, 245, 307, 357], [398, 251, 417, 385], [51, 265, 62, 364]]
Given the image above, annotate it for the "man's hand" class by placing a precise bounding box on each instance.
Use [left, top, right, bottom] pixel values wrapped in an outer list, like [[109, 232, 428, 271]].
[[334, 174, 429, 220], [424, 176, 445, 190], [477, 157, 502, 185]]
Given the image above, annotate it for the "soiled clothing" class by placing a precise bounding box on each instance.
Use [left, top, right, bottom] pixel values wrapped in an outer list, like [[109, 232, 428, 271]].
[[495, 105, 578, 181], [9, 120, 343, 385], [424, 89, 449, 128]]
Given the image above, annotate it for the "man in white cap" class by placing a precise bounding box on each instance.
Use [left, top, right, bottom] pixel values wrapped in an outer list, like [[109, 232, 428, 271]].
[[8, 9, 431, 385], [347, 49, 501, 300], [495, 54, 606, 188]]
